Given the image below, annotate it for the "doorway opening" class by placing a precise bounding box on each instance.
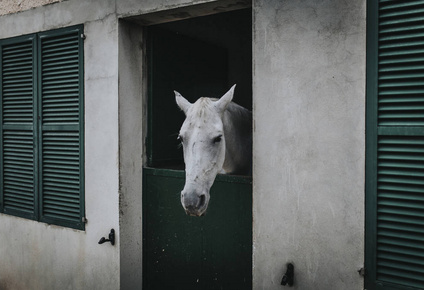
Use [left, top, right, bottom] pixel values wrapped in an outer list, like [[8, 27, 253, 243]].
[[142, 7, 253, 289]]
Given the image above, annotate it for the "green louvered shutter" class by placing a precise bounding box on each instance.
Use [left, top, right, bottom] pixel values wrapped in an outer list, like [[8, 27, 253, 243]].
[[1, 25, 84, 229], [0, 36, 38, 219], [38, 26, 85, 229], [366, 1, 424, 289]]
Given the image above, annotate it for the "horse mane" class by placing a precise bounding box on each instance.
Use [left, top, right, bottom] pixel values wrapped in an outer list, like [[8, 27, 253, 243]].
[[188, 97, 216, 120], [226, 102, 252, 132], [222, 101, 252, 175]]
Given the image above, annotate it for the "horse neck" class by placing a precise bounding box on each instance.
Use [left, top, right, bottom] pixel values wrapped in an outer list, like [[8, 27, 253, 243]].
[[222, 102, 252, 174]]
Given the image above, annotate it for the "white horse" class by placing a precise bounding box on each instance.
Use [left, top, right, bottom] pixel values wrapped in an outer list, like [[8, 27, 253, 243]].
[[175, 85, 252, 216]]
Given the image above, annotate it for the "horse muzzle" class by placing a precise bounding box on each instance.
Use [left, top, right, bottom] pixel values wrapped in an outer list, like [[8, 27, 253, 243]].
[[181, 191, 209, 216]]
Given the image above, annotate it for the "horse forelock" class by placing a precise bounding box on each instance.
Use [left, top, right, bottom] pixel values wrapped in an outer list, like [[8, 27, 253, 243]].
[[188, 97, 217, 120]]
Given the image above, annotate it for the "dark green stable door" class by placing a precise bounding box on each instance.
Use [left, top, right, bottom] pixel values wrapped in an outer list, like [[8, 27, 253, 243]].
[[365, 1, 424, 289], [143, 27, 252, 289]]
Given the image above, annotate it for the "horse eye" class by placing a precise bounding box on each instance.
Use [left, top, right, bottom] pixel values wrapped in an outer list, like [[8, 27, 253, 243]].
[[213, 135, 222, 143]]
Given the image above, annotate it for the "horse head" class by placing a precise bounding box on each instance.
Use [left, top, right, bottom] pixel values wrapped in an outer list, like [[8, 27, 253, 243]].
[[175, 85, 236, 216]]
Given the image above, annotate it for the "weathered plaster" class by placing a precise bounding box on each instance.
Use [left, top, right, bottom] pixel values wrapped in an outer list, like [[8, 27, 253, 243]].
[[0, 0, 367, 289], [252, 0, 366, 289], [0, 0, 59, 16], [0, 1, 120, 289], [118, 20, 145, 289]]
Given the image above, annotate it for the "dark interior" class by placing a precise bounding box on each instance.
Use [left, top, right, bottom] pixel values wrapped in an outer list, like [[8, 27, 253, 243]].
[[147, 8, 252, 169]]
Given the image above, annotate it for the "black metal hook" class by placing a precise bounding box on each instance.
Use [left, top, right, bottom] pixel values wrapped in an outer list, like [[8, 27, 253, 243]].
[[281, 263, 294, 286], [98, 229, 115, 246]]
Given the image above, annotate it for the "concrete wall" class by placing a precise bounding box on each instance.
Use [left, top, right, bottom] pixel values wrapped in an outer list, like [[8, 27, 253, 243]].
[[0, 0, 59, 16], [252, 0, 366, 289], [0, 0, 367, 289], [0, 1, 121, 289], [118, 20, 145, 289]]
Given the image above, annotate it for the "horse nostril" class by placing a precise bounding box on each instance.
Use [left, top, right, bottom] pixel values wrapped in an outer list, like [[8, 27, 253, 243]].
[[199, 194, 206, 208]]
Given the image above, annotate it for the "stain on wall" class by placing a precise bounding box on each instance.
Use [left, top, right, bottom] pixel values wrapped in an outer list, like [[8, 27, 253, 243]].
[[0, 0, 60, 15]]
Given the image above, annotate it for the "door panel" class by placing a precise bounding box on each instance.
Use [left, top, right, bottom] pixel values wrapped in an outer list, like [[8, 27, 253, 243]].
[[143, 168, 252, 289]]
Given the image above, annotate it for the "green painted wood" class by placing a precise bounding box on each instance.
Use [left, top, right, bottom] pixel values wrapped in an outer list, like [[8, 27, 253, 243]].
[[1, 35, 38, 220], [38, 26, 85, 230], [366, 1, 424, 289], [143, 168, 252, 290], [0, 25, 84, 230]]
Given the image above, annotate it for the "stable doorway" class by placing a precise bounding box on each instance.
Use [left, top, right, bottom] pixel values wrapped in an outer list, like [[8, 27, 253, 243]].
[[143, 8, 253, 290]]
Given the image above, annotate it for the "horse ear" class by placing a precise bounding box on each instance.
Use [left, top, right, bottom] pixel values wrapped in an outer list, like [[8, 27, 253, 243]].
[[175, 91, 192, 115], [216, 84, 236, 113]]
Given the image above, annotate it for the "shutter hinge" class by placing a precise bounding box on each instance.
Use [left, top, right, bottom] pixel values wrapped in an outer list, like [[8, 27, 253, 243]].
[[82, 217, 88, 223], [81, 33, 86, 40]]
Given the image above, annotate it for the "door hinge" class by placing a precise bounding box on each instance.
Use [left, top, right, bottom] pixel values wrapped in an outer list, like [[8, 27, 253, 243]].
[[358, 267, 366, 277]]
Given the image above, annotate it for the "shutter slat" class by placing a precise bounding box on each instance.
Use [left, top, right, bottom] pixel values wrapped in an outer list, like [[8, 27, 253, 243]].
[[42, 40, 78, 50], [379, 80, 424, 87], [379, 97, 424, 103], [378, 262, 424, 280], [380, 72, 424, 80], [378, 229, 424, 243], [379, 221, 424, 235], [379, 213, 423, 226], [380, 1, 424, 10], [379, 238, 424, 254], [42, 64, 79, 73], [379, 169, 424, 178], [380, 15, 424, 27], [42, 68, 79, 78], [380, 40, 424, 50], [379, 64, 424, 73], [380, 23, 424, 35], [380, 32, 424, 42], [42, 34, 79, 45], [380, 6, 424, 18], [379, 176, 424, 186], [378, 245, 424, 260]]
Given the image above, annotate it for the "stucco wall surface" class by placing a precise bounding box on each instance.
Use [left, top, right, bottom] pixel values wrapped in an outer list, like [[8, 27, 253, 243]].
[[0, 0, 59, 16], [117, 0, 230, 17], [0, 0, 368, 289], [0, 0, 120, 289], [118, 20, 145, 289], [252, 0, 366, 289]]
